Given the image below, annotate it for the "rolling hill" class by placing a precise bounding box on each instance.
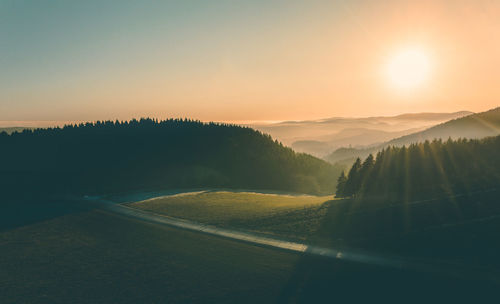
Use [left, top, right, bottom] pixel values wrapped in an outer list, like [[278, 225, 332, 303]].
[[251, 111, 472, 156], [337, 134, 500, 200], [291, 127, 422, 156], [0, 118, 341, 196], [387, 107, 500, 146], [326, 107, 500, 165]]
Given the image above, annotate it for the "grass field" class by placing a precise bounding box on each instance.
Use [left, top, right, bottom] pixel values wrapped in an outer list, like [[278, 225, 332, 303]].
[[309, 189, 500, 270], [2, 204, 498, 303], [128, 190, 332, 240], [3, 188, 500, 303], [0, 209, 299, 303], [127, 188, 500, 269]]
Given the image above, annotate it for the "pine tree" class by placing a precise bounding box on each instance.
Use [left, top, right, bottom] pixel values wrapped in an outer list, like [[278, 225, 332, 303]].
[[344, 157, 362, 197], [336, 171, 347, 198]]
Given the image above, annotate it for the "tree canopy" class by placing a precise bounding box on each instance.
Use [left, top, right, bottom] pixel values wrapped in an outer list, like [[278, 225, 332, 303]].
[[336, 136, 500, 201], [0, 118, 342, 197]]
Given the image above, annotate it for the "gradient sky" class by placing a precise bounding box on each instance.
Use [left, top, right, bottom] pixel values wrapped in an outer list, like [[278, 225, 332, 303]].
[[1, 0, 499, 122]]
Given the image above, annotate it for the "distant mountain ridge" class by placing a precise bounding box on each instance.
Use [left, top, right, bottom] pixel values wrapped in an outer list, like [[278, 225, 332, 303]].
[[387, 107, 500, 146], [389, 111, 473, 121], [291, 127, 423, 156], [268, 111, 473, 126], [252, 111, 473, 157], [326, 107, 500, 165]]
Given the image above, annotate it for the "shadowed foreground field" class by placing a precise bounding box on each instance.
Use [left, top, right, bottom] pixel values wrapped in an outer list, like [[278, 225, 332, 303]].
[[0, 209, 297, 303], [2, 202, 499, 303]]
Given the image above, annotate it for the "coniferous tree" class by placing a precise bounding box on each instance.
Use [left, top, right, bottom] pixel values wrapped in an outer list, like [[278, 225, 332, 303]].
[[359, 154, 374, 193], [359, 154, 374, 177], [0, 118, 342, 197], [344, 157, 362, 197], [336, 171, 347, 198], [340, 135, 500, 201]]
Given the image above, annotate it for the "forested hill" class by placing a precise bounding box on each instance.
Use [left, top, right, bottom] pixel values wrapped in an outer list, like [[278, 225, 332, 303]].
[[336, 135, 500, 201], [387, 107, 500, 146], [326, 107, 500, 165], [0, 119, 341, 197]]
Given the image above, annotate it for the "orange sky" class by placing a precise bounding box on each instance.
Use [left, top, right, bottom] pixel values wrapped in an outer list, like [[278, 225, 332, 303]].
[[1, 0, 499, 123]]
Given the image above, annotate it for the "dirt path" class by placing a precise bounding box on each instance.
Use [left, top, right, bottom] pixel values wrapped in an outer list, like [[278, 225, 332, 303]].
[[81, 195, 498, 282]]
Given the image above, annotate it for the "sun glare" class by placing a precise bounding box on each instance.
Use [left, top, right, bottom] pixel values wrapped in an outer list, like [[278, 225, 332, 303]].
[[386, 48, 431, 91]]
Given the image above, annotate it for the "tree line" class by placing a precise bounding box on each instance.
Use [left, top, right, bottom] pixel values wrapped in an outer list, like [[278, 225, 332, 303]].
[[336, 136, 500, 200], [0, 118, 342, 198]]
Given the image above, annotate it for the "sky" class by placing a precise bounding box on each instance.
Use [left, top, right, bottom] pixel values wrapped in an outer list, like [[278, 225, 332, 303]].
[[1, 0, 499, 123]]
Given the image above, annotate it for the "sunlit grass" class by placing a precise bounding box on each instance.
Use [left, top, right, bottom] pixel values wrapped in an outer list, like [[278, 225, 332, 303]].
[[128, 191, 332, 240]]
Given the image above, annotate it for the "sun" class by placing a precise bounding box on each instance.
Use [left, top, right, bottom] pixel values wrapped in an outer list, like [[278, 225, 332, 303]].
[[385, 48, 431, 91]]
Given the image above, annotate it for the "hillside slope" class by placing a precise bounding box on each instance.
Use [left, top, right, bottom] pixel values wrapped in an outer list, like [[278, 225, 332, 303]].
[[291, 127, 422, 156], [388, 107, 499, 146], [337, 135, 500, 200], [326, 107, 499, 164], [250, 111, 472, 151], [0, 119, 341, 196]]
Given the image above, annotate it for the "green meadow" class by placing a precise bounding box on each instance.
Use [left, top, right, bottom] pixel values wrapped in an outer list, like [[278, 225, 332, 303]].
[[2, 200, 498, 303], [128, 190, 332, 240], [127, 188, 500, 268], [0, 209, 298, 303]]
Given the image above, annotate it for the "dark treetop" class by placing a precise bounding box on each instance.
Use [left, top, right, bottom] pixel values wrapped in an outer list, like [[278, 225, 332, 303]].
[[0, 118, 341, 197], [337, 135, 500, 201]]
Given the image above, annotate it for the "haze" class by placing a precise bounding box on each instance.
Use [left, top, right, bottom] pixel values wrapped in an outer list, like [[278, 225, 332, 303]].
[[1, 0, 499, 122]]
